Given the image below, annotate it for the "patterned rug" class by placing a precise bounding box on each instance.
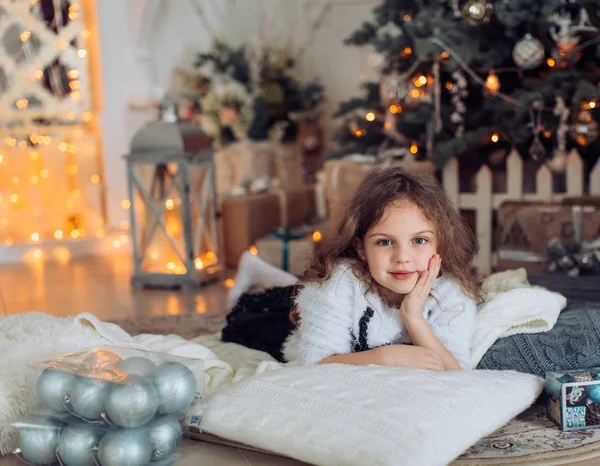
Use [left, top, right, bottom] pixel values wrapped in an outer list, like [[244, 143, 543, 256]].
[[454, 402, 600, 465], [110, 314, 600, 465], [110, 313, 226, 340]]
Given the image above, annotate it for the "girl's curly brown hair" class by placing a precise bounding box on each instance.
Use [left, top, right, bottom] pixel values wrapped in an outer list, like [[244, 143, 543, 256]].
[[305, 167, 484, 303]]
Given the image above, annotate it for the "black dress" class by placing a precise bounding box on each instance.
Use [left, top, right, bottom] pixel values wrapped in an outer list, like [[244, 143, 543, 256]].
[[221, 285, 300, 362]]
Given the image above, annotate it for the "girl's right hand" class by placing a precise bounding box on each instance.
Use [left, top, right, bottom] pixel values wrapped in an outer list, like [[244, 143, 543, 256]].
[[378, 344, 446, 371]]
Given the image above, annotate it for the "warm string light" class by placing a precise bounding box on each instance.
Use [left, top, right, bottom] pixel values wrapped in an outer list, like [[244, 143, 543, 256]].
[[484, 70, 500, 96], [583, 100, 597, 110], [68, 3, 79, 20], [1, 129, 105, 246], [389, 104, 402, 114]]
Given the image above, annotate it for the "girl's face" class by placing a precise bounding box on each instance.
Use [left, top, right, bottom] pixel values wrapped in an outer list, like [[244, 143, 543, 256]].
[[358, 200, 438, 305]]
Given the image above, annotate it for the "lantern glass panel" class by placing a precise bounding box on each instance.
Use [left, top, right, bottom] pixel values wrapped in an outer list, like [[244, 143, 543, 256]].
[[130, 161, 186, 275]]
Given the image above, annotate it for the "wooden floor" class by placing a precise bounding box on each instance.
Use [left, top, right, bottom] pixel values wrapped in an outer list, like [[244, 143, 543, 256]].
[[0, 254, 232, 320]]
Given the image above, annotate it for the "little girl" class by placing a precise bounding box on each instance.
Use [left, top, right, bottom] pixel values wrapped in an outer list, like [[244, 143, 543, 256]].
[[223, 167, 483, 370]]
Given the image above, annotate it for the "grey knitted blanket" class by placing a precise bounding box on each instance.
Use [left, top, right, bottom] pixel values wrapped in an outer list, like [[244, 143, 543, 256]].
[[477, 305, 600, 376]]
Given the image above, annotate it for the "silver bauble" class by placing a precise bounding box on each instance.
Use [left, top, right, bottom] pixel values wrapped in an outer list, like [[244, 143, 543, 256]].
[[36, 368, 76, 413], [151, 362, 197, 414], [117, 357, 157, 378], [70, 376, 110, 421], [146, 415, 183, 462], [512, 34, 545, 70], [57, 425, 104, 466], [18, 417, 61, 465], [105, 375, 159, 428], [97, 429, 152, 466]]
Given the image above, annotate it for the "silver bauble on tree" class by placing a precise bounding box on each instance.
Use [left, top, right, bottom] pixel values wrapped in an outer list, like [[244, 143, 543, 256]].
[[151, 362, 198, 415], [17, 417, 62, 466], [513, 34, 545, 69], [104, 375, 159, 428], [57, 425, 104, 466], [36, 368, 76, 413]]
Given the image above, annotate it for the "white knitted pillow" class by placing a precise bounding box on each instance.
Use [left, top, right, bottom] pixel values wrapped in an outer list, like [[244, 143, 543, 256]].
[[199, 365, 544, 466]]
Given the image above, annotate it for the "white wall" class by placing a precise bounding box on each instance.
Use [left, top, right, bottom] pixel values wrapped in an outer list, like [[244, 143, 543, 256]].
[[94, 0, 378, 229]]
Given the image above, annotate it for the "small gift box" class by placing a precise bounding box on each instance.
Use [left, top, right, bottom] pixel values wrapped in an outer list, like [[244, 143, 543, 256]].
[[545, 368, 600, 430]]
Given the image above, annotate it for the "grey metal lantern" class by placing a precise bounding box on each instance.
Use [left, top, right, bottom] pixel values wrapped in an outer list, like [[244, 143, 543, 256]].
[[124, 121, 223, 289]]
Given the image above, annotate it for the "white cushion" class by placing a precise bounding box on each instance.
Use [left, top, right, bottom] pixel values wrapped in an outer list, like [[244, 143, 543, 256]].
[[200, 365, 543, 466]]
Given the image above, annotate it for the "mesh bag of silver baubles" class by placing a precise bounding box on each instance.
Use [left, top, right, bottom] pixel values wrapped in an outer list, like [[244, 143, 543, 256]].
[[6, 345, 205, 466], [546, 237, 600, 276]]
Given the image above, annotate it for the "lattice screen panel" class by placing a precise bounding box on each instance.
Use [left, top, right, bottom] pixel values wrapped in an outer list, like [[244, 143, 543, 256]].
[[0, 0, 104, 248]]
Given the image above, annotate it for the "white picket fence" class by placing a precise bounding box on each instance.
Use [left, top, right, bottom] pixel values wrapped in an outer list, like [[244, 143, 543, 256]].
[[442, 148, 600, 274]]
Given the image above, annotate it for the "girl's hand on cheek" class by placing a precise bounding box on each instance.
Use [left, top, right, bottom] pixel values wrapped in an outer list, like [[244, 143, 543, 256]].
[[400, 254, 441, 321]]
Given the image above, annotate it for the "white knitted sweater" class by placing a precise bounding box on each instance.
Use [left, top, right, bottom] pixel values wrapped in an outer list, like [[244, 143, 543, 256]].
[[282, 262, 477, 368]]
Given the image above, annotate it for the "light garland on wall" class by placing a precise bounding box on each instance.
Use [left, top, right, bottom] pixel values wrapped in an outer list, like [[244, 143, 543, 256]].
[[0, 0, 110, 261]]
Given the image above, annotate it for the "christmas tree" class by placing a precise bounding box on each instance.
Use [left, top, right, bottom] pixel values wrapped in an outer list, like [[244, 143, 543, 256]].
[[333, 0, 600, 173]]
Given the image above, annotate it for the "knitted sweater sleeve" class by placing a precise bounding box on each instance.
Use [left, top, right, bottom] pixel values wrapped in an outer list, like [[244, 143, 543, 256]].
[[282, 265, 356, 365], [425, 278, 477, 370]]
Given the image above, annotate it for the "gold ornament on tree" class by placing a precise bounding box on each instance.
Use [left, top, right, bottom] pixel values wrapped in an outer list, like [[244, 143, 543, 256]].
[[462, 0, 493, 26], [512, 34, 545, 70]]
